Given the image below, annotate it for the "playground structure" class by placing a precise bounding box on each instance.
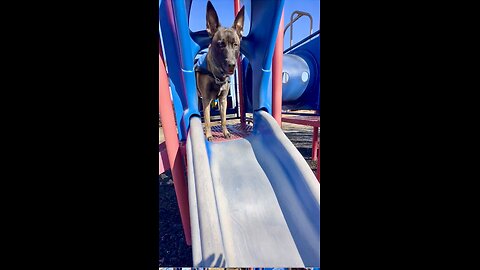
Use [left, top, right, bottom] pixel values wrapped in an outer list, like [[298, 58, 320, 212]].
[[160, 0, 320, 267], [243, 11, 320, 180]]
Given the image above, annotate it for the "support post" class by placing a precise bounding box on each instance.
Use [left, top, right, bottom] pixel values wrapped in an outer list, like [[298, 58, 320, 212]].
[[272, 10, 284, 126], [234, 0, 246, 127], [312, 127, 319, 161], [159, 53, 192, 245], [317, 140, 320, 182]]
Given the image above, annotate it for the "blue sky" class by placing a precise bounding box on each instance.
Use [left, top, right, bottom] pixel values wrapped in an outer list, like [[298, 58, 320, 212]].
[[188, 0, 320, 50]]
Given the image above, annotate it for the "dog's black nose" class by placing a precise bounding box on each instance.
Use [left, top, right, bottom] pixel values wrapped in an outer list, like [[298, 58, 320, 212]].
[[227, 62, 235, 69]]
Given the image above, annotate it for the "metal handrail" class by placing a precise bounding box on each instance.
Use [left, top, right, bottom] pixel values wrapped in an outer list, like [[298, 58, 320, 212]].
[[284, 10, 313, 47]]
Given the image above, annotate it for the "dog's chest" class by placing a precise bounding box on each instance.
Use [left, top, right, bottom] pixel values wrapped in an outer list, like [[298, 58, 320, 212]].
[[196, 72, 229, 99], [208, 78, 228, 97], [195, 55, 230, 98]]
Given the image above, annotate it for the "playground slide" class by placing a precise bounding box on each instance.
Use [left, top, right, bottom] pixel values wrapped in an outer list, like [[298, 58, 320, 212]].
[[186, 110, 320, 267]]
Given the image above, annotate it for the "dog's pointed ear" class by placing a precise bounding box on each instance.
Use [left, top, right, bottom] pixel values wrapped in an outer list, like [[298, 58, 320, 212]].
[[232, 6, 245, 39], [206, 1, 221, 38]]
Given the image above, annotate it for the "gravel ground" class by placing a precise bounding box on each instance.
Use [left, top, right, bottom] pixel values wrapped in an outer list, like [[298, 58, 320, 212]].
[[159, 118, 318, 267], [159, 170, 193, 266]]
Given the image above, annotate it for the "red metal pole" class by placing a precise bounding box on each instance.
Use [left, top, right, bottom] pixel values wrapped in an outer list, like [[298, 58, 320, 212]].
[[272, 10, 284, 126], [317, 140, 320, 182], [159, 53, 192, 245], [234, 0, 246, 127], [312, 127, 319, 161]]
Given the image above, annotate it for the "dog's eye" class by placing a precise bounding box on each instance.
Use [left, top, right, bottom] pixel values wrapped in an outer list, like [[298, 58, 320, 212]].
[[234, 43, 239, 48]]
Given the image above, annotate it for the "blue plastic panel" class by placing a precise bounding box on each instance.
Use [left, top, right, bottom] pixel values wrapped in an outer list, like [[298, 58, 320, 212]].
[[282, 54, 310, 101], [283, 33, 320, 111], [241, 0, 285, 112]]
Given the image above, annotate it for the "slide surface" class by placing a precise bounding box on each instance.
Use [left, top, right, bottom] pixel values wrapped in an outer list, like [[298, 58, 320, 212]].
[[186, 110, 320, 267]]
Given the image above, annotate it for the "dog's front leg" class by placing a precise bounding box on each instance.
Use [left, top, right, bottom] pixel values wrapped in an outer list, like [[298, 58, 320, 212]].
[[219, 93, 231, 139], [202, 97, 213, 141]]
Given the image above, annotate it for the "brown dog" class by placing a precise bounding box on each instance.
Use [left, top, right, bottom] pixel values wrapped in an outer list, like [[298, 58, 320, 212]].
[[195, 1, 244, 141]]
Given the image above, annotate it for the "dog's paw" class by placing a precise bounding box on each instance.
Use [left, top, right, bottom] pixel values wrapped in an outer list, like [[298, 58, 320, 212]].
[[223, 131, 231, 139], [207, 136, 214, 141]]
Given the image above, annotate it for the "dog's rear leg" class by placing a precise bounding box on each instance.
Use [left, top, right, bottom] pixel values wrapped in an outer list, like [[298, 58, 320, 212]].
[[202, 97, 213, 141], [219, 95, 231, 139]]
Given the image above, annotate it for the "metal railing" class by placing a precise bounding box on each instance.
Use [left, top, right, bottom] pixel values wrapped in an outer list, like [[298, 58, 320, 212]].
[[284, 10, 313, 47]]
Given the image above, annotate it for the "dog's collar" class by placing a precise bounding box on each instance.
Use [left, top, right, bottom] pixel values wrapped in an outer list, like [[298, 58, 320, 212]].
[[195, 65, 230, 85], [211, 71, 230, 85]]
